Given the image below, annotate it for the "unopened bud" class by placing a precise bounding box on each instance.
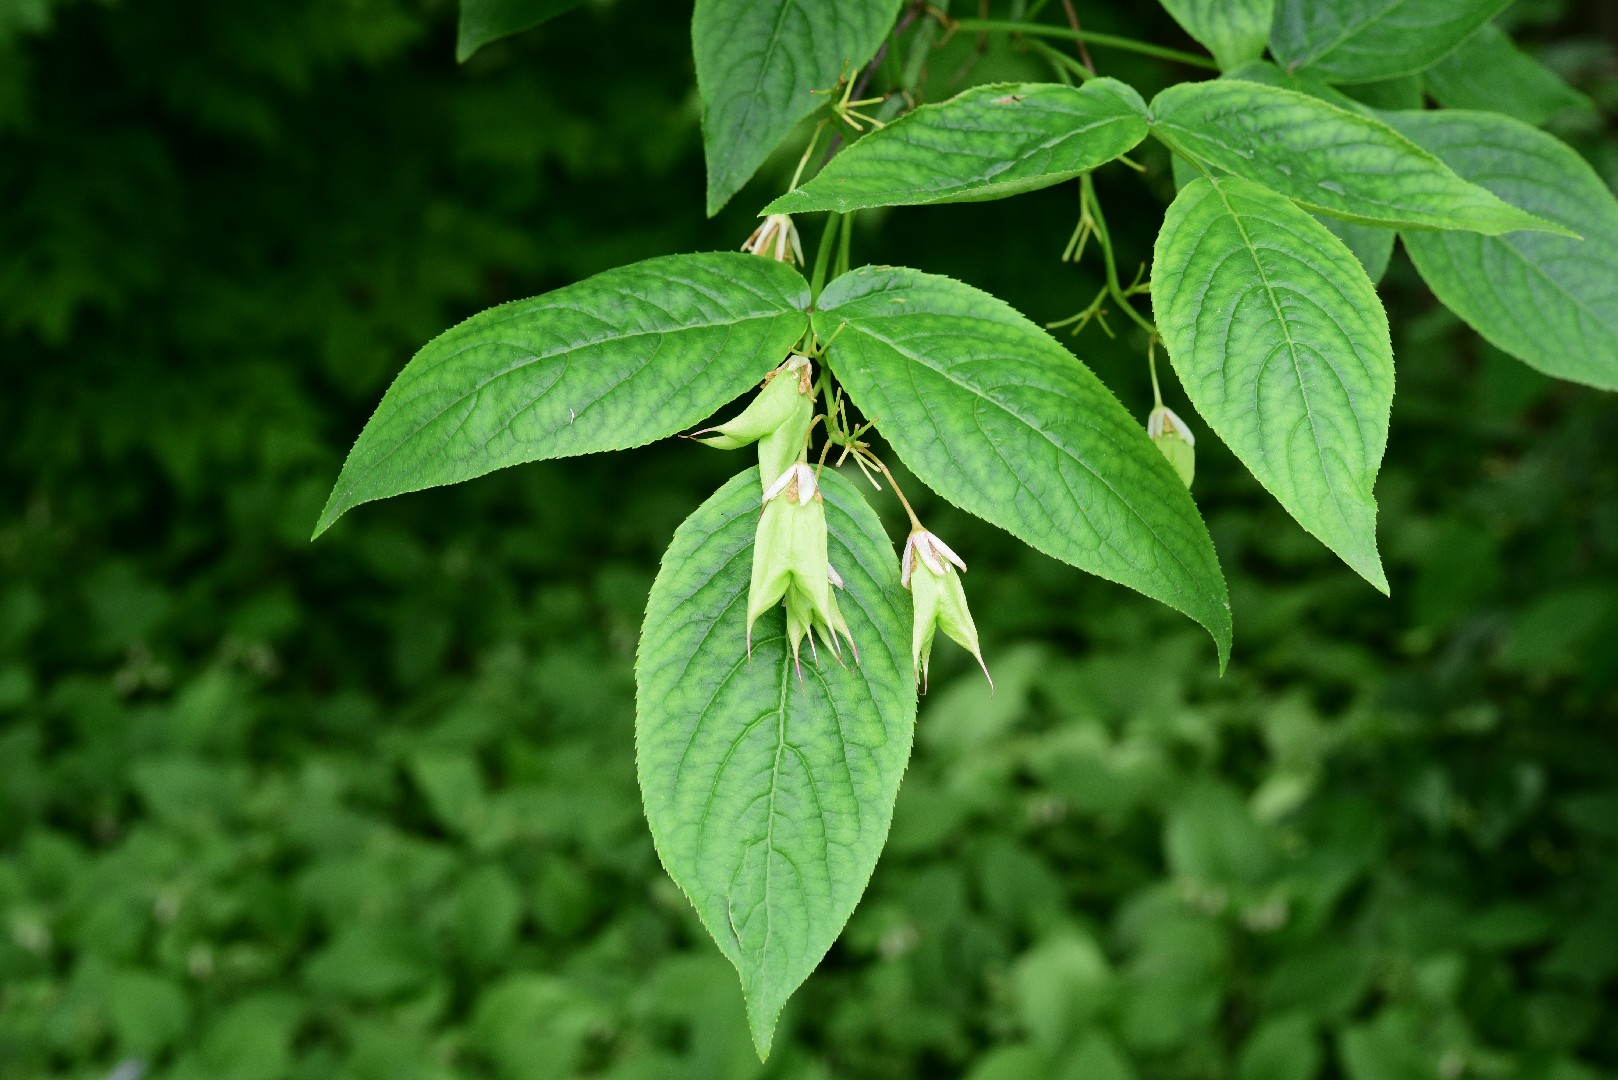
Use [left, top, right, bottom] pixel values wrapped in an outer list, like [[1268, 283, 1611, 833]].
[[1147, 404, 1196, 488], [691, 355, 815, 487], [741, 214, 804, 265], [902, 529, 989, 689]]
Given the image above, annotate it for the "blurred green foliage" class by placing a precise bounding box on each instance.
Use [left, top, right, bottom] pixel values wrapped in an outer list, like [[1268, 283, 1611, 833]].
[[2, 1, 1617, 1078]]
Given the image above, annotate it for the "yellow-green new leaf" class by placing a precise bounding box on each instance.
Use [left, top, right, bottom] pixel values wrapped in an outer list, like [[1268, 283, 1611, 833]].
[[1386, 110, 1618, 391], [814, 267, 1232, 666], [1153, 177, 1393, 591], [1151, 80, 1564, 235], [764, 80, 1149, 216], [636, 468, 914, 1059], [314, 253, 809, 536]]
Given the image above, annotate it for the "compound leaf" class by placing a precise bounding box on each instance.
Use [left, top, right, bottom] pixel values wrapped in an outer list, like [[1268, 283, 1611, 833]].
[[315, 253, 809, 536], [814, 266, 1232, 666], [1151, 79, 1564, 235], [1269, 0, 1510, 83], [455, 0, 583, 62], [1153, 176, 1393, 590], [636, 467, 914, 1059], [1158, 0, 1274, 71], [764, 79, 1148, 215], [1386, 110, 1618, 391], [695, 0, 901, 215]]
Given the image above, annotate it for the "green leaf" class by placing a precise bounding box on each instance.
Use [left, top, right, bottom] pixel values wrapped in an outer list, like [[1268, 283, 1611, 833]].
[[1321, 216, 1395, 284], [1269, 0, 1510, 83], [694, 0, 901, 216], [813, 266, 1232, 666], [1153, 176, 1393, 590], [1425, 24, 1593, 127], [314, 253, 810, 537], [636, 468, 915, 1058], [763, 80, 1149, 216], [1158, 0, 1273, 71], [455, 0, 583, 62], [1150, 79, 1563, 235], [1385, 110, 1618, 391]]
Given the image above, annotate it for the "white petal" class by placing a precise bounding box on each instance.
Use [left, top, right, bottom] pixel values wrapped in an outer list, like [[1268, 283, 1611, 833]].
[[900, 538, 915, 589], [792, 464, 818, 503], [762, 466, 797, 503], [827, 563, 845, 590], [913, 530, 945, 576], [927, 532, 967, 572]]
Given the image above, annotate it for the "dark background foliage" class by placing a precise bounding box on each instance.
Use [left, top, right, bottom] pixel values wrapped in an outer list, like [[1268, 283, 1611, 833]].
[[2, 1, 1616, 1077]]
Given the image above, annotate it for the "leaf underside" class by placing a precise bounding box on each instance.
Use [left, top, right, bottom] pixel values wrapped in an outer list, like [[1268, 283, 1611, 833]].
[[1386, 110, 1618, 392], [314, 252, 810, 536], [694, 0, 901, 216], [765, 79, 1148, 216], [1153, 176, 1393, 591], [636, 468, 915, 1059], [814, 266, 1232, 665]]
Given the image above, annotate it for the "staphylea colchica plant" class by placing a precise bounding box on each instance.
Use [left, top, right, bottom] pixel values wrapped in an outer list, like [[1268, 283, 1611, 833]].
[[313, 0, 1618, 1057]]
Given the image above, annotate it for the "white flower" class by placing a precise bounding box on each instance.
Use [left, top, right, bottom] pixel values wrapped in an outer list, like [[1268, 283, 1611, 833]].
[[900, 528, 967, 589], [741, 214, 804, 265], [762, 462, 819, 505], [1146, 404, 1195, 446]]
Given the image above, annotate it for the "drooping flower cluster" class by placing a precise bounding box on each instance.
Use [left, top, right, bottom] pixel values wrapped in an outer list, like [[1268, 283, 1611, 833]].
[[695, 355, 852, 673]]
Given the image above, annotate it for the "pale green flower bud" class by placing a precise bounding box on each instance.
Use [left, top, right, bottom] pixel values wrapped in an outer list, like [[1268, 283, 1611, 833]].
[[690, 354, 814, 488], [1147, 404, 1196, 488], [902, 528, 990, 690]]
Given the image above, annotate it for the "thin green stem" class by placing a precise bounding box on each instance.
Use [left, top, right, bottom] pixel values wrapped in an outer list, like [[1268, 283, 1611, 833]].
[[1082, 173, 1158, 339], [808, 211, 841, 303], [952, 18, 1218, 70], [1029, 39, 1094, 82], [1147, 338, 1164, 408], [835, 212, 854, 278]]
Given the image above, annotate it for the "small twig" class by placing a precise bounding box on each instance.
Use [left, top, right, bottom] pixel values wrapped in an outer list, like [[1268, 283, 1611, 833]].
[[1057, 0, 1097, 73]]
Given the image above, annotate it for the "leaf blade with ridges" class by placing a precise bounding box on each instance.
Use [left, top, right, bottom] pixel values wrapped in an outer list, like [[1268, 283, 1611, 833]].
[[314, 253, 810, 536], [636, 468, 914, 1059], [1153, 176, 1393, 591], [814, 266, 1232, 665], [1386, 110, 1618, 391], [764, 79, 1149, 215], [1150, 79, 1565, 235]]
